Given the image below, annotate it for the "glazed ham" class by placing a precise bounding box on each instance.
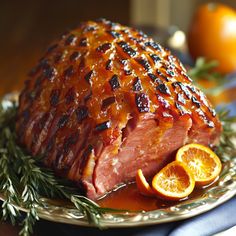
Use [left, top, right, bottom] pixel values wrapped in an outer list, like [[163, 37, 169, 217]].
[[16, 19, 222, 199]]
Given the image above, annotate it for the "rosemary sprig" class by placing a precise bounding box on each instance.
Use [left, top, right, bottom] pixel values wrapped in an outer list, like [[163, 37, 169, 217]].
[[216, 109, 236, 160], [0, 149, 21, 225], [0, 100, 124, 235], [187, 57, 227, 96], [0, 57, 235, 235], [188, 57, 222, 81]]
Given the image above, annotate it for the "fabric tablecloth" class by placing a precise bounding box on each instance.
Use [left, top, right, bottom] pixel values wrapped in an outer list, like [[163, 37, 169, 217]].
[[33, 196, 236, 236]]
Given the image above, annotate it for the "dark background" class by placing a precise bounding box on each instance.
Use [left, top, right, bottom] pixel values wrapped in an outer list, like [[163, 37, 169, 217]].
[[0, 0, 130, 95], [1, 0, 235, 96]]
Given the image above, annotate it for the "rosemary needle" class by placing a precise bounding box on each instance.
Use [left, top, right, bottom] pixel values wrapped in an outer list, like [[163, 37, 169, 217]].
[[0, 102, 123, 235], [0, 58, 236, 235]]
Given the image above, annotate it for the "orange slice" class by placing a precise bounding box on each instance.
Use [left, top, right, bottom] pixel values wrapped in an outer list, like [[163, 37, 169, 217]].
[[136, 169, 154, 196], [152, 161, 195, 201], [176, 143, 222, 186]]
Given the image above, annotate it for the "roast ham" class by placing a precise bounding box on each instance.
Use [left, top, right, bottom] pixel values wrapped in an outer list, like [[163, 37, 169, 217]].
[[16, 19, 222, 199]]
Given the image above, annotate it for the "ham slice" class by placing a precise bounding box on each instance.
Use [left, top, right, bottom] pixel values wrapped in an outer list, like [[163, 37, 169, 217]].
[[16, 19, 222, 199]]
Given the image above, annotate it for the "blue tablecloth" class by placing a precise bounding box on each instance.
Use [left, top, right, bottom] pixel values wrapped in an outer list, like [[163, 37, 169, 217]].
[[35, 196, 236, 236], [33, 69, 236, 236]]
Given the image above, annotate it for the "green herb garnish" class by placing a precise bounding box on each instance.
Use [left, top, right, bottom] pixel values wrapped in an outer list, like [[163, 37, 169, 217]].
[[187, 57, 235, 96], [0, 102, 123, 236], [0, 58, 236, 235]]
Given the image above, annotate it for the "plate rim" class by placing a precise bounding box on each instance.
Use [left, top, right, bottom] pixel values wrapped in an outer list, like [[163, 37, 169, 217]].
[[1, 159, 236, 228], [1, 93, 236, 228]]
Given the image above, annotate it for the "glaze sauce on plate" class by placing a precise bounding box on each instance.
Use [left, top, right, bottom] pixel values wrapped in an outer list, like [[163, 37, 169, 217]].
[[97, 182, 214, 211]]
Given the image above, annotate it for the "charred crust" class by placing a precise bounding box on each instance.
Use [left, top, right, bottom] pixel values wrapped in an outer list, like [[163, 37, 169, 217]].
[[124, 69, 132, 75], [57, 114, 70, 128], [133, 77, 143, 91], [96, 43, 112, 53], [149, 54, 161, 64], [175, 102, 189, 115], [208, 107, 216, 117], [177, 93, 186, 105], [156, 70, 168, 81], [148, 73, 162, 84], [63, 65, 74, 79], [43, 67, 57, 81], [191, 96, 201, 108], [205, 120, 215, 128], [109, 75, 120, 90], [117, 41, 137, 57], [119, 59, 128, 65], [135, 93, 150, 112], [44, 137, 55, 157], [95, 120, 111, 131], [166, 69, 175, 77], [75, 106, 89, 123], [50, 89, 60, 106], [101, 96, 116, 110], [175, 102, 184, 115], [135, 58, 151, 72], [144, 41, 162, 51], [65, 88, 76, 104], [84, 25, 96, 32], [65, 34, 77, 45], [172, 82, 191, 99], [156, 94, 170, 109], [106, 59, 112, 70], [121, 29, 130, 35], [38, 113, 49, 130], [79, 37, 87, 47], [106, 30, 121, 38], [129, 37, 142, 44], [84, 70, 93, 84], [63, 131, 80, 155], [188, 85, 197, 93], [70, 51, 80, 61], [156, 83, 171, 95]]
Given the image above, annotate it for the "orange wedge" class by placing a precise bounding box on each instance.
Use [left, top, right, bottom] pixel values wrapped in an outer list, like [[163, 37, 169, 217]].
[[152, 161, 195, 201], [136, 169, 154, 196], [176, 143, 222, 187]]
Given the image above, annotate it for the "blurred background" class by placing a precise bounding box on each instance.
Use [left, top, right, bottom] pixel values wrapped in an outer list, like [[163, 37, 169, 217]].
[[0, 0, 236, 95], [0, 1, 236, 234]]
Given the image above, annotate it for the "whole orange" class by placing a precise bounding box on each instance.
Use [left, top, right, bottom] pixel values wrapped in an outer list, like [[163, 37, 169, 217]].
[[188, 3, 236, 74]]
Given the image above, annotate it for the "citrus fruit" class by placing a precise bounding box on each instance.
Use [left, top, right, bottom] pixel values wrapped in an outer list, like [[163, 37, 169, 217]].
[[188, 3, 236, 74], [136, 169, 154, 196], [152, 161, 195, 201], [176, 143, 222, 186]]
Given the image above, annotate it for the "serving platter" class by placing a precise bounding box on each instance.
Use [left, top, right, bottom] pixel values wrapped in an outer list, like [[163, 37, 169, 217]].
[[1, 157, 236, 227], [0, 93, 236, 228]]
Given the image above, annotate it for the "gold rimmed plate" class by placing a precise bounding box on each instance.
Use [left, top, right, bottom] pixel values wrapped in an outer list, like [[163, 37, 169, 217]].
[[1, 93, 236, 228]]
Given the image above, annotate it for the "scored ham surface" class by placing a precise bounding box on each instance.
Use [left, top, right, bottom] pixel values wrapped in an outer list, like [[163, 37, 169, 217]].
[[16, 19, 222, 200]]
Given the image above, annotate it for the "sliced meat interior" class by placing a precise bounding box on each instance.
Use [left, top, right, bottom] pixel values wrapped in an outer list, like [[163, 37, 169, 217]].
[[16, 19, 222, 200]]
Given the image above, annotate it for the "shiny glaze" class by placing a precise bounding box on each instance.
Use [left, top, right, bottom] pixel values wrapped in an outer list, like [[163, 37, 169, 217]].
[[98, 182, 208, 211], [16, 19, 222, 199]]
